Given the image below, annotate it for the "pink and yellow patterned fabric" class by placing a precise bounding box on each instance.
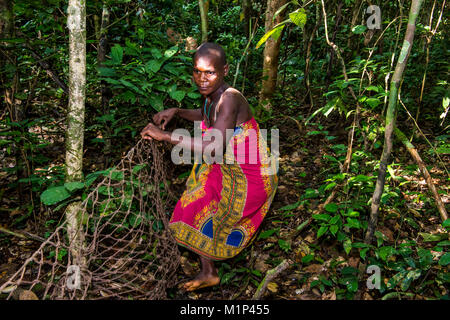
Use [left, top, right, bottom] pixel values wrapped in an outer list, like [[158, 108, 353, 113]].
[[169, 117, 278, 260]]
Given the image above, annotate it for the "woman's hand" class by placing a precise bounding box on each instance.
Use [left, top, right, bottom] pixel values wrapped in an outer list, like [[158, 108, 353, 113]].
[[152, 108, 178, 130], [140, 123, 169, 141]]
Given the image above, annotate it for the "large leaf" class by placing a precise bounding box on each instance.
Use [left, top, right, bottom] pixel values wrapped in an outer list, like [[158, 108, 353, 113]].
[[64, 182, 85, 193], [289, 8, 307, 28], [439, 253, 450, 266], [149, 95, 164, 112], [111, 44, 123, 64], [352, 25, 367, 34], [146, 60, 163, 73], [164, 46, 178, 59], [256, 24, 285, 49], [169, 90, 186, 102], [41, 186, 71, 205]]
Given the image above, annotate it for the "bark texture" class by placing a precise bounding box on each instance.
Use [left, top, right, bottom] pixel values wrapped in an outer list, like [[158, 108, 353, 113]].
[[199, 0, 209, 43], [259, 0, 287, 109], [65, 0, 87, 265]]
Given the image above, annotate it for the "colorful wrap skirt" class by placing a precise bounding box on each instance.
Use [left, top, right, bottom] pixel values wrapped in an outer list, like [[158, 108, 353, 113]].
[[169, 117, 278, 261]]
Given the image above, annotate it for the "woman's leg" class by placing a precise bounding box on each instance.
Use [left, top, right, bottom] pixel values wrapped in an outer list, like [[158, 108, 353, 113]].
[[183, 254, 220, 291]]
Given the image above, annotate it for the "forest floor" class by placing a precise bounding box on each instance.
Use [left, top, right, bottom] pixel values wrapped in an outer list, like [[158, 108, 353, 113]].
[[0, 109, 448, 300]]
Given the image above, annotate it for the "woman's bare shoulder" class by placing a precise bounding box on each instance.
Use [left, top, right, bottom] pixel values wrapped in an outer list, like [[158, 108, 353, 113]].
[[221, 87, 247, 104]]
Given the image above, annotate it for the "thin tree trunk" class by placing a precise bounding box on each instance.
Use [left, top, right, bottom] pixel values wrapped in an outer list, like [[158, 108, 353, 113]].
[[325, 2, 343, 92], [97, 4, 112, 168], [1, 0, 26, 204], [365, 0, 424, 245], [259, 0, 287, 110], [199, 0, 209, 43], [304, 4, 320, 110], [395, 128, 448, 222], [66, 0, 87, 267], [242, 0, 252, 38]]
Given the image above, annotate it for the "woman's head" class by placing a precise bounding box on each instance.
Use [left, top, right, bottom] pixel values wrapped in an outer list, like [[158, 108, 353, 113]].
[[193, 42, 229, 96]]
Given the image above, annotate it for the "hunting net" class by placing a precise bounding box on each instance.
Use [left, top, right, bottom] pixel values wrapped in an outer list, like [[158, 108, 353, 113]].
[[0, 140, 181, 300]]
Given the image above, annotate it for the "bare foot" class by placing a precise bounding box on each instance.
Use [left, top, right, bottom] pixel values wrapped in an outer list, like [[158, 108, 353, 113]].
[[183, 273, 220, 291]]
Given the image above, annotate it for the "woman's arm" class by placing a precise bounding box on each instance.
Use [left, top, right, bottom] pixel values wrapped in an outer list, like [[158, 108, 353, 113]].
[[177, 108, 203, 122]]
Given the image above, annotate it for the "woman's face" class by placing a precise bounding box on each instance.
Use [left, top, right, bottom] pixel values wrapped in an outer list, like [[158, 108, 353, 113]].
[[193, 55, 228, 97]]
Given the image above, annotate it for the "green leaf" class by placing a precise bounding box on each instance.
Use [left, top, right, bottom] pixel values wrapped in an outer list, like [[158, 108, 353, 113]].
[[146, 60, 163, 73], [324, 203, 338, 213], [40, 186, 71, 205], [360, 247, 369, 260], [278, 239, 291, 252], [301, 254, 314, 264], [272, 2, 291, 21], [111, 44, 123, 64], [439, 253, 450, 266], [436, 240, 450, 247], [442, 219, 450, 229], [221, 272, 236, 284], [365, 85, 380, 92], [352, 25, 367, 34], [317, 225, 328, 238], [401, 270, 421, 291], [312, 214, 331, 222], [419, 232, 448, 242], [278, 201, 300, 211], [324, 182, 336, 191], [377, 246, 395, 261], [289, 8, 307, 28], [169, 90, 185, 102], [164, 46, 178, 59], [346, 217, 361, 229], [330, 224, 339, 236], [343, 238, 352, 255], [98, 67, 116, 77], [150, 48, 163, 59], [329, 215, 340, 225], [64, 182, 85, 193], [187, 92, 201, 99], [366, 97, 381, 108], [258, 228, 278, 240], [256, 24, 285, 49], [149, 95, 164, 112]]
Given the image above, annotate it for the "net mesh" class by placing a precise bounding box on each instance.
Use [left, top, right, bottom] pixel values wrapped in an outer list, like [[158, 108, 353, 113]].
[[0, 140, 181, 299]]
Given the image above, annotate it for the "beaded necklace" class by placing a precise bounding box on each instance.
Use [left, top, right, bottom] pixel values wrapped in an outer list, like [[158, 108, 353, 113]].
[[203, 98, 215, 127]]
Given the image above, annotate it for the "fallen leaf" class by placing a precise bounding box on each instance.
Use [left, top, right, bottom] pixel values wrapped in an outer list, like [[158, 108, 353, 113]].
[[363, 292, 373, 300], [19, 290, 38, 300], [348, 257, 360, 269], [302, 264, 322, 273], [267, 282, 278, 293]]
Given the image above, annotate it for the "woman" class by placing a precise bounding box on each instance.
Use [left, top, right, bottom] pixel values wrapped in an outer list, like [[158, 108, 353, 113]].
[[141, 42, 277, 291]]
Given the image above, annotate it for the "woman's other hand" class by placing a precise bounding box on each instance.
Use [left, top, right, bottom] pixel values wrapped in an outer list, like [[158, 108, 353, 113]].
[[152, 108, 178, 130]]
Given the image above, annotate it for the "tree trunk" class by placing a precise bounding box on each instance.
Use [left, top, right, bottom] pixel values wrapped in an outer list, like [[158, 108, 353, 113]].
[[1, 0, 26, 204], [325, 2, 343, 92], [199, 0, 209, 43], [365, 0, 424, 245], [242, 0, 252, 38], [66, 0, 87, 266], [259, 0, 287, 110], [97, 4, 113, 168], [395, 128, 448, 222], [0, 0, 13, 38]]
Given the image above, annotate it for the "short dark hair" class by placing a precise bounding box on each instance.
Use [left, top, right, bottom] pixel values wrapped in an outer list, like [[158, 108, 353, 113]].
[[194, 42, 227, 67]]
